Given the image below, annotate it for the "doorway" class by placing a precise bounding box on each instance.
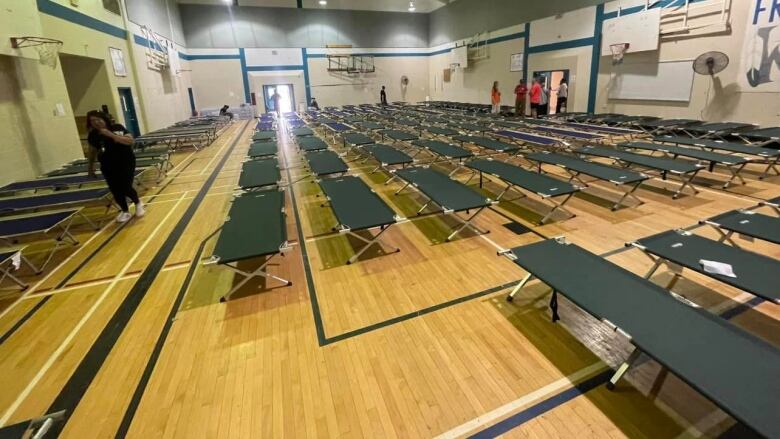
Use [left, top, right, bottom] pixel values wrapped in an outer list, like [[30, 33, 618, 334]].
[[118, 87, 140, 137], [532, 69, 569, 115], [262, 84, 294, 115]]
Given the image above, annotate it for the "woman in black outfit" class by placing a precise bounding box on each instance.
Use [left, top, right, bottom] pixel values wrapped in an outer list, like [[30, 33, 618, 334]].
[[86, 110, 144, 223]]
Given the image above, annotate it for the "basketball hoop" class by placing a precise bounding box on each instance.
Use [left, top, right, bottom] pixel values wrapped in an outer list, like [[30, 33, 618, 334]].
[[610, 43, 629, 65], [10, 36, 63, 69]]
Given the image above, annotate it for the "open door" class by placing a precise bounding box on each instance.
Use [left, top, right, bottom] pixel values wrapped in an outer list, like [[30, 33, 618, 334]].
[[262, 84, 295, 115], [117, 87, 140, 136]]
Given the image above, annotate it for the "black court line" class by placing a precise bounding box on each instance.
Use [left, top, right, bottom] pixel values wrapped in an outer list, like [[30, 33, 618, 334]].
[[0, 154, 198, 346], [42, 122, 248, 437]]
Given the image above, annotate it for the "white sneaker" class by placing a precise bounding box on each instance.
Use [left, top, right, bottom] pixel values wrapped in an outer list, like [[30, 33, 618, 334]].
[[116, 212, 133, 223], [135, 203, 146, 218]]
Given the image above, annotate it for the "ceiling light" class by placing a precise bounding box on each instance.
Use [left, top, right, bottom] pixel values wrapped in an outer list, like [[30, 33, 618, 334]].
[[408, 1, 416, 11], [223, 0, 231, 3], [319, 0, 327, 4]]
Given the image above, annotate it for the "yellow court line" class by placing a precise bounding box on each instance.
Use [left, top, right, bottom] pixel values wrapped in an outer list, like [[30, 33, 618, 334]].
[[0, 192, 189, 427]]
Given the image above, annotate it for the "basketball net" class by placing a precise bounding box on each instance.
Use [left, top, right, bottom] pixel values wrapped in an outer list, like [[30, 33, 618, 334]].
[[35, 42, 62, 69], [610, 43, 629, 65]]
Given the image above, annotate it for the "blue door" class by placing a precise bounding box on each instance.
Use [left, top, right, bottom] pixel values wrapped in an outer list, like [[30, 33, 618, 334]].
[[117, 87, 140, 136]]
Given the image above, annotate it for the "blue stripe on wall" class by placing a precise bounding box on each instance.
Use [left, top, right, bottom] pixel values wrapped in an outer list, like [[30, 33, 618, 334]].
[[239, 48, 250, 104], [247, 65, 305, 71], [37, 0, 126, 39], [587, 4, 606, 113], [181, 53, 241, 61], [528, 37, 594, 54], [133, 34, 164, 52], [302, 48, 312, 105]]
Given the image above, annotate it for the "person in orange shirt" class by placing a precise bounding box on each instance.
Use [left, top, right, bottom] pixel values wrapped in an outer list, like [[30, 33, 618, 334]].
[[529, 77, 542, 118], [491, 81, 501, 114], [514, 79, 528, 116]]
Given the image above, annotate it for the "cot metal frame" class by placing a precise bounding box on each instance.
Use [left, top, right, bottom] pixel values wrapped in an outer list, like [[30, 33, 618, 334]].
[[207, 241, 294, 302]]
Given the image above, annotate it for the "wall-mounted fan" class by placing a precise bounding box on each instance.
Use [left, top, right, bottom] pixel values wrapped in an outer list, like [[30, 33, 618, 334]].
[[692, 51, 729, 76]]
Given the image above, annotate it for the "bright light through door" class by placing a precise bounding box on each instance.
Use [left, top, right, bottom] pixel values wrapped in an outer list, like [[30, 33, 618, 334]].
[[277, 85, 293, 113]]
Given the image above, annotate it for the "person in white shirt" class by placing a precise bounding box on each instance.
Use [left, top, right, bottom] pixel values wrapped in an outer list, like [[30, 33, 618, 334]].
[[555, 78, 568, 114]]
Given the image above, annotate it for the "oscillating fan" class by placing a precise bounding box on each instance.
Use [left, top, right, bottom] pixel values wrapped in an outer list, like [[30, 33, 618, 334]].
[[692, 51, 729, 75]]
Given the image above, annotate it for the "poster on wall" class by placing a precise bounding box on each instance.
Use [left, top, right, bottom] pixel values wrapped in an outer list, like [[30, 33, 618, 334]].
[[109, 47, 127, 77], [739, 1, 780, 92], [510, 53, 524, 72]]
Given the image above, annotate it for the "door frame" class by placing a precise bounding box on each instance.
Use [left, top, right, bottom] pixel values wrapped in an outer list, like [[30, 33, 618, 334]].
[[261, 84, 295, 114], [531, 69, 570, 114]]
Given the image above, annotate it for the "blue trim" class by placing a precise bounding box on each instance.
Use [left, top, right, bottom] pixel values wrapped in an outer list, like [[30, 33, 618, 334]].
[[187, 87, 196, 116], [528, 37, 594, 53], [587, 4, 605, 113], [238, 48, 251, 104], [603, 0, 707, 19], [469, 370, 613, 438], [246, 65, 304, 71], [486, 31, 526, 45], [182, 53, 241, 60], [133, 34, 164, 53], [302, 48, 312, 105], [37, 0, 126, 39], [296, 0, 303, 7], [522, 22, 530, 81]]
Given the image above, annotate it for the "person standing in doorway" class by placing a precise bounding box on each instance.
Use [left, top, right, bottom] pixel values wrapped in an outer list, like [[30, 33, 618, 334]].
[[491, 81, 501, 114], [555, 78, 568, 114], [514, 79, 528, 117], [271, 90, 282, 116], [86, 110, 144, 223], [380, 86, 388, 106], [538, 82, 550, 116], [529, 77, 542, 118]]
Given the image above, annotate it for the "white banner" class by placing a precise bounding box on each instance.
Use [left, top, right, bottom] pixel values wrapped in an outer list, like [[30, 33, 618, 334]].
[[740, 0, 780, 92]]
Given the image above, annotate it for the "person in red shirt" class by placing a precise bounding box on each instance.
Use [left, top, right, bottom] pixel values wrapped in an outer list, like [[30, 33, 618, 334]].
[[529, 77, 542, 118], [491, 81, 501, 113], [514, 79, 528, 116]]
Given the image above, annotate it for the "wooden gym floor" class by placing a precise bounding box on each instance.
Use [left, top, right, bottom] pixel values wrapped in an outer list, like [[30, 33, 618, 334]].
[[0, 120, 777, 438]]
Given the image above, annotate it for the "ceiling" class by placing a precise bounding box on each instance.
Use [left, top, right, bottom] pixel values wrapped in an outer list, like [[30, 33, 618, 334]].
[[176, 0, 454, 13]]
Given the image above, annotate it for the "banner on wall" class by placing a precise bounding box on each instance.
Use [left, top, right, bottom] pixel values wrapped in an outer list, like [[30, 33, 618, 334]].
[[740, 0, 780, 92]]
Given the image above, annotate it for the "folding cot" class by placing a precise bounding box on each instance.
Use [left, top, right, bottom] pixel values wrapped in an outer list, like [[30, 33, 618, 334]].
[[393, 167, 495, 241], [208, 190, 292, 301], [499, 238, 780, 439], [450, 123, 488, 134], [355, 121, 384, 132], [252, 131, 276, 142], [323, 122, 355, 142], [575, 146, 703, 199], [256, 121, 275, 131], [319, 176, 403, 264], [0, 209, 85, 272], [700, 209, 780, 246], [490, 131, 559, 150], [410, 139, 473, 174], [291, 127, 314, 138], [287, 118, 306, 129], [296, 136, 329, 152], [134, 127, 216, 150], [619, 141, 749, 188], [452, 135, 521, 156], [247, 141, 278, 159], [653, 135, 780, 180], [629, 229, 780, 304], [45, 157, 165, 178], [759, 196, 780, 214], [379, 129, 419, 144], [678, 122, 755, 139], [0, 171, 144, 195], [735, 126, 780, 144], [0, 246, 34, 290], [465, 159, 579, 224], [0, 187, 112, 221], [342, 132, 375, 152], [562, 121, 643, 137], [305, 150, 349, 178], [238, 158, 282, 191], [526, 151, 648, 210], [526, 125, 606, 142], [634, 118, 702, 134], [361, 144, 414, 183], [424, 126, 460, 139]]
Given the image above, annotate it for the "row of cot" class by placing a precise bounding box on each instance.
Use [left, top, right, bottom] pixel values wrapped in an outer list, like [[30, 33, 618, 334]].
[[211, 116, 780, 438]]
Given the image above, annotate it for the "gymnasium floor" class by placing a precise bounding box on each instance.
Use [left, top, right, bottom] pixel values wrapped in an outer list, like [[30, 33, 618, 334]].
[[0, 119, 778, 438]]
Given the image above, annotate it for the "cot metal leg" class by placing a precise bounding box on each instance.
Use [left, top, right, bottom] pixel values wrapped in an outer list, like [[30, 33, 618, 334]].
[[0, 262, 28, 290], [565, 170, 589, 188], [758, 156, 780, 180], [394, 182, 411, 195], [539, 193, 576, 224], [384, 172, 399, 185], [416, 201, 431, 215], [446, 206, 489, 241], [611, 181, 644, 211], [220, 255, 292, 302], [712, 227, 740, 248], [607, 347, 642, 390], [345, 225, 399, 265], [722, 163, 747, 188], [672, 172, 700, 199], [506, 273, 534, 302], [643, 258, 664, 280]]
